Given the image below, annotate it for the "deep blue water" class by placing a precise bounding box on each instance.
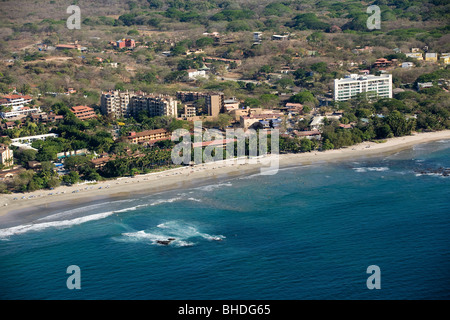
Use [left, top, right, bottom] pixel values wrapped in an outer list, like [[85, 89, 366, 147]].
[[1, 140, 449, 300]]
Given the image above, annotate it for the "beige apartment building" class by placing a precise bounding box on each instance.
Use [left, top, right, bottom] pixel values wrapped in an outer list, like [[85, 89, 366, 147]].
[[129, 94, 178, 118], [101, 90, 134, 119], [0, 143, 14, 168], [176, 91, 224, 117], [101, 91, 178, 118]]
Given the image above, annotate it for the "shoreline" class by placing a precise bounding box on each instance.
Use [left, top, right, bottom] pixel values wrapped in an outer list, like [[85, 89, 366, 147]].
[[1, 130, 450, 225]]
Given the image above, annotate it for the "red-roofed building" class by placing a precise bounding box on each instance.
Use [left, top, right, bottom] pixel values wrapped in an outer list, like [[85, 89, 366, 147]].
[[285, 102, 304, 114], [116, 39, 136, 49], [56, 44, 81, 51], [0, 94, 33, 109], [293, 130, 321, 139], [71, 106, 97, 121], [127, 128, 171, 144]]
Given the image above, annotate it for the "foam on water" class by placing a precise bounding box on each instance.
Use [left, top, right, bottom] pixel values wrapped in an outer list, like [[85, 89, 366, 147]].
[[353, 167, 389, 173], [196, 182, 233, 192], [0, 210, 115, 239], [119, 220, 225, 247]]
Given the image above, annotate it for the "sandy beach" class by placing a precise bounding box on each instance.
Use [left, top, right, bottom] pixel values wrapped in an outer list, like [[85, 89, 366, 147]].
[[1, 130, 450, 222]]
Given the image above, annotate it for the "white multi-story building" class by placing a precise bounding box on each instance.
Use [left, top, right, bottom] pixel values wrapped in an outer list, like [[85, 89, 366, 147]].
[[11, 133, 59, 145], [0, 94, 39, 119], [334, 74, 392, 102], [187, 69, 207, 80], [1, 107, 41, 119], [0, 94, 33, 109]]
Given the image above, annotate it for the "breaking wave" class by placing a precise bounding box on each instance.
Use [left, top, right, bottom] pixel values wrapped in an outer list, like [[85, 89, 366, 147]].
[[352, 167, 390, 173], [0, 210, 116, 239], [120, 220, 225, 247]]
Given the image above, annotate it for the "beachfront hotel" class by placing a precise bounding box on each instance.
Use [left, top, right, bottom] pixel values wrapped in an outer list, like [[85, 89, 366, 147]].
[[126, 128, 171, 144], [333, 74, 392, 101]]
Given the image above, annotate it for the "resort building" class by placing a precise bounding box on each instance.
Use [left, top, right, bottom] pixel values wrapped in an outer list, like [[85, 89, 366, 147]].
[[417, 82, 433, 90], [253, 32, 263, 44], [1, 106, 41, 119], [129, 94, 178, 118], [292, 130, 322, 140], [223, 98, 240, 112], [56, 44, 81, 51], [206, 93, 224, 117], [333, 74, 392, 101], [373, 58, 393, 68], [187, 69, 207, 80], [116, 38, 135, 49], [182, 104, 197, 118], [101, 90, 134, 119], [439, 53, 450, 65], [101, 91, 178, 118], [126, 128, 171, 145], [0, 143, 14, 167], [240, 113, 284, 129], [285, 103, 304, 115], [0, 94, 40, 119], [11, 133, 58, 147], [405, 52, 423, 60], [424, 53, 437, 62], [272, 34, 289, 41], [0, 94, 33, 109], [401, 62, 414, 68], [71, 105, 97, 121], [176, 91, 225, 116], [91, 154, 114, 169]]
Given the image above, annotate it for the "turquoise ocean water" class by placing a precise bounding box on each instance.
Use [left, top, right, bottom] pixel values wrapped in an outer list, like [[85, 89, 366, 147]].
[[0, 140, 449, 299]]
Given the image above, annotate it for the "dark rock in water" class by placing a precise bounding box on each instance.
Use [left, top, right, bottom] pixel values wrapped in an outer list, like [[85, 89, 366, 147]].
[[157, 238, 176, 245], [414, 167, 450, 177]]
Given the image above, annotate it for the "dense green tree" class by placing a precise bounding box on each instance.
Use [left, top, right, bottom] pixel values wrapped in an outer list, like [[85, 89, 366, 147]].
[[289, 91, 317, 104], [195, 37, 214, 48], [300, 138, 313, 152], [385, 111, 412, 137], [322, 139, 334, 150], [376, 124, 393, 139]]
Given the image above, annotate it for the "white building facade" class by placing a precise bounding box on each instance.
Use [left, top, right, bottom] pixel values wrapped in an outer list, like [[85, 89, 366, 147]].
[[334, 74, 392, 102]]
